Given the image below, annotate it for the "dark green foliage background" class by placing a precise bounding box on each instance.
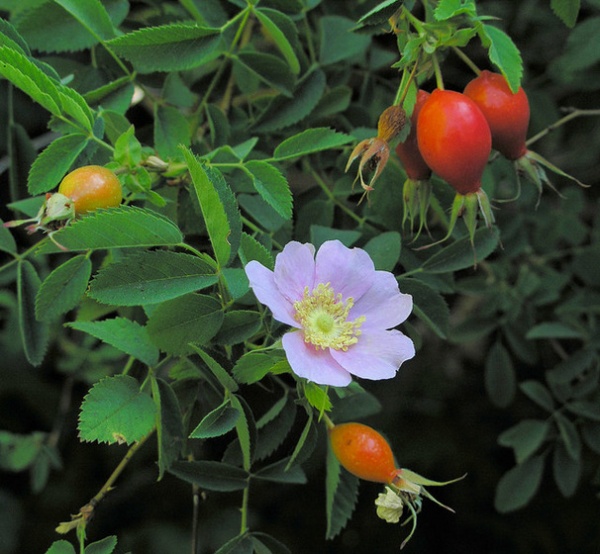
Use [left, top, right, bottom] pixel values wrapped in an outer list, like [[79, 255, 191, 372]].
[[1, 0, 600, 553]]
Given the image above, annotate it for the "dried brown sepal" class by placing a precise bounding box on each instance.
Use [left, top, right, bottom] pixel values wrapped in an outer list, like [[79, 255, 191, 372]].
[[345, 137, 390, 192], [377, 105, 407, 142]]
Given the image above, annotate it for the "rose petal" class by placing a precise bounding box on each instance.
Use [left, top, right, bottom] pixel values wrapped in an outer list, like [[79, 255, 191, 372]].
[[350, 271, 413, 330], [330, 329, 415, 380], [282, 331, 352, 387], [245, 260, 298, 327], [273, 241, 316, 303], [315, 240, 373, 300]]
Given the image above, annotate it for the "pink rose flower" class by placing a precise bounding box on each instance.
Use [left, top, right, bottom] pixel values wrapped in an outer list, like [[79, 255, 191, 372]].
[[245, 240, 415, 386]]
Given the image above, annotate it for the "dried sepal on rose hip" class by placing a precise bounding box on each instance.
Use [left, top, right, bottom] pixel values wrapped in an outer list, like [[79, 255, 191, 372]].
[[328, 421, 464, 549], [346, 105, 407, 193], [3, 165, 123, 249]]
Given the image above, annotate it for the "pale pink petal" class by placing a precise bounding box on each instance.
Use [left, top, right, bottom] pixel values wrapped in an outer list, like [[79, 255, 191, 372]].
[[330, 329, 415, 380], [315, 240, 373, 301], [282, 331, 352, 387], [350, 271, 413, 330], [273, 241, 316, 303], [245, 261, 298, 327]]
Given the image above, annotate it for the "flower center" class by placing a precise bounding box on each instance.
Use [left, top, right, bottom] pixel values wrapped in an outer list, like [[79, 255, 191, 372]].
[[293, 283, 365, 351]]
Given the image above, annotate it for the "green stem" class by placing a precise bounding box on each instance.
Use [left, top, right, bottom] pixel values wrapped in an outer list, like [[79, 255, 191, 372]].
[[526, 108, 600, 147], [451, 46, 481, 75], [240, 485, 250, 534], [432, 54, 444, 90]]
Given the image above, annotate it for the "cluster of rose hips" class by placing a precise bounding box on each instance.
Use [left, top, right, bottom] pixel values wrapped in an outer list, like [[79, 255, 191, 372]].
[[349, 69, 584, 246]]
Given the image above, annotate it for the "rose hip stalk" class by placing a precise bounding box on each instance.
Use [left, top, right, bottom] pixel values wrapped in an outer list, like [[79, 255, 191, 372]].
[[328, 421, 464, 548], [417, 89, 494, 245], [395, 89, 432, 236], [464, 70, 588, 198]]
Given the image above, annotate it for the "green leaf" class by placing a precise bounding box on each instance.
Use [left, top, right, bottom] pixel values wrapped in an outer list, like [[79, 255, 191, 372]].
[[0, 18, 30, 55], [78, 375, 156, 444], [547, 349, 595, 384], [363, 232, 401, 271], [35, 255, 91, 322], [169, 460, 248, 492], [273, 127, 353, 161], [250, 533, 291, 554], [230, 394, 254, 471], [68, 318, 160, 366], [84, 535, 117, 554], [552, 443, 581, 497], [234, 51, 296, 97], [326, 440, 359, 539], [215, 535, 254, 554], [215, 310, 262, 346], [244, 160, 292, 220], [254, 392, 297, 461], [310, 225, 361, 249], [479, 24, 523, 93], [498, 420, 549, 463], [253, 68, 326, 132], [17, 261, 50, 366], [88, 250, 218, 306], [58, 83, 95, 130], [191, 346, 239, 393], [233, 352, 284, 385], [0, 46, 62, 116], [494, 455, 545, 513], [434, 0, 477, 20], [190, 400, 240, 439], [35, 206, 183, 253], [183, 148, 231, 268], [154, 104, 191, 160], [252, 457, 307, 484], [484, 341, 516, 408], [551, 0, 580, 27], [14, 0, 127, 53], [0, 218, 17, 254], [397, 278, 449, 339], [553, 412, 581, 461], [355, 0, 403, 29], [421, 226, 500, 273], [45, 541, 76, 554], [152, 378, 184, 480], [52, 0, 118, 41], [239, 232, 274, 269], [319, 15, 371, 65], [526, 322, 581, 340], [254, 8, 300, 74], [519, 380, 555, 412], [114, 125, 142, 167], [146, 294, 223, 355], [106, 24, 222, 73], [304, 381, 332, 413], [27, 134, 89, 194]]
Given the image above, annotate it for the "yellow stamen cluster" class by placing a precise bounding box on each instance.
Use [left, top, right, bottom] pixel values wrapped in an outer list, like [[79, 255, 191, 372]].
[[293, 283, 365, 351]]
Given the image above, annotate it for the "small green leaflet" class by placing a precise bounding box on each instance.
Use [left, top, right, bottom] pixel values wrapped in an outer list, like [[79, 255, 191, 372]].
[[273, 127, 353, 161], [0, 218, 17, 254], [35, 206, 183, 253], [254, 8, 300, 74], [88, 250, 218, 306], [479, 24, 523, 93], [17, 260, 50, 366], [68, 318, 160, 367], [494, 454, 545, 513], [35, 255, 92, 322], [183, 148, 231, 268], [325, 441, 359, 539], [0, 46, 62, 116], [52, 0, 118, 42], [189, 400, 240, 439], [146, 294, 223, 355], [244, 160, 292, 220], [253, 69, 327, 132], [78, 375, 156, 445], [106, 24, 223, 73], [27, 134, 89, 194], [551, 0, 580, 27]]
